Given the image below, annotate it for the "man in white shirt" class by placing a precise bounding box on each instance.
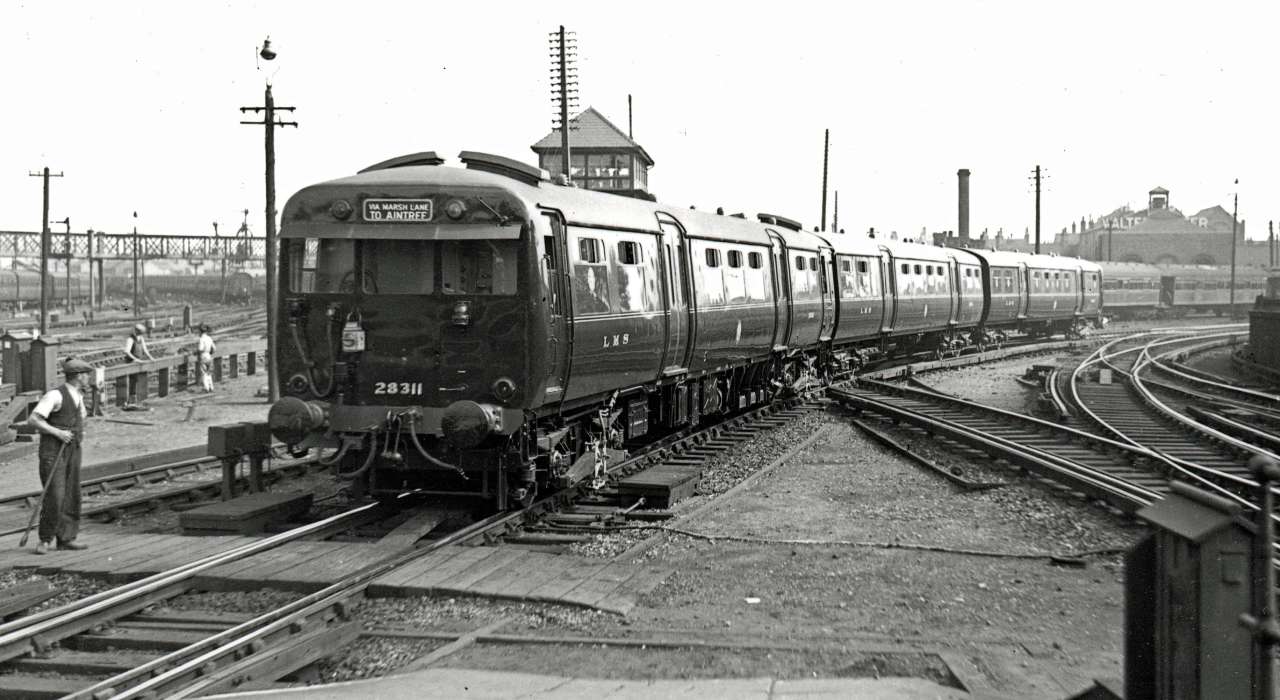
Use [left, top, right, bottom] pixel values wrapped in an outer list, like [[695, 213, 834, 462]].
[[196, 323, 216, 393], [123, 323, 155, 406], [28, 358, 94, 554]]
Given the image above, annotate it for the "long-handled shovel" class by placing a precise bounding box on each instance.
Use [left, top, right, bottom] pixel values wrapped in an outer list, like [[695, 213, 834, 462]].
[[19, 441, 68, 548]]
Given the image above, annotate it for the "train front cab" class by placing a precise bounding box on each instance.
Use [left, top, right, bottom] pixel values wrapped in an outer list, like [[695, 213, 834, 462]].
[[269, 162, 553, 508]]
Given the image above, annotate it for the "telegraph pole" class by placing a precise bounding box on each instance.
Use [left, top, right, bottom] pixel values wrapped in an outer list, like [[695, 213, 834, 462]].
[[1229, 180, 1239, 318], [549, 26, 578, 183], [51, 218, 70, 312], [1032, 165, 1042, 254], [833, 190, 839, 234], [1107, 220, 1114, 262], [241, 71, 297, 404], [132, 212, 140, 317], [28, 167, 63, 335], [820, 129, 830, 232], [1268, 220, 1275, 268]]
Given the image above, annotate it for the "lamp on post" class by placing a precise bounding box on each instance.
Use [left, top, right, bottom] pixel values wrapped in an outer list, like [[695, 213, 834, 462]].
[[241, 36, 297, 403]]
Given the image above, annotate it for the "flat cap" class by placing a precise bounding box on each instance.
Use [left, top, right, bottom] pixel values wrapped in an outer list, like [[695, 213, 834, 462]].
[[133, 323, 146, 333], [63, 358, 95, 375]]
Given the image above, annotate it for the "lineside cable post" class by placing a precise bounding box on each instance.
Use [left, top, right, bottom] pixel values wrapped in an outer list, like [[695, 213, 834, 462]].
[[241, 84, 297, 403]]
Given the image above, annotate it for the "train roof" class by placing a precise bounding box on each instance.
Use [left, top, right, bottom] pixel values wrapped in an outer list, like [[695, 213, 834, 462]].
[[963, 249, 1095, 271], [1095, 261, 1165, 276], [289, 155, 808, 248], [819, 233, 884, 257], [878, 239, 982, 265]]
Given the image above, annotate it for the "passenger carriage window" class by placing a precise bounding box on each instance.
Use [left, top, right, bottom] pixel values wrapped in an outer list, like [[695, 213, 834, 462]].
[[796, 255, 805, 271], [579, 238, 603, 264], [697, 242, 727, 306], [901, 263, 909, 274], [570, 233, 611, 313], [857, 260, 868, 274], [745, 250, 769, 301], [614, 238, 655, 313], [617, 241, 642, 265], [914, 264, 922, 275], [809, 257, 818, 272], [840, 260, 851, 273], [723, 250, 747, 303]]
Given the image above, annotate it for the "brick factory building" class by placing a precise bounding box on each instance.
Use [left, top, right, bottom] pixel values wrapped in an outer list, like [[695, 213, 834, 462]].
[[1054, 186, 1271, 267]]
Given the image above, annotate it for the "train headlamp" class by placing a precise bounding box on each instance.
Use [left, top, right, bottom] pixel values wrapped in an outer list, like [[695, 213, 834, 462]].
[[451, 301, 471, 327], [492, 377, 517, 402], [330, 200, 353, 220], [444, 199, 467, 220]]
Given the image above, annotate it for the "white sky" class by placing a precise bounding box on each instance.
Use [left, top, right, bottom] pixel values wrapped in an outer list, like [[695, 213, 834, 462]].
[[3, 0, 1277, 242]]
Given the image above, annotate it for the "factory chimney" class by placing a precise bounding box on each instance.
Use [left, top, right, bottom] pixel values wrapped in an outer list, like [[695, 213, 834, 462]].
[[957, 169, 971, 243]]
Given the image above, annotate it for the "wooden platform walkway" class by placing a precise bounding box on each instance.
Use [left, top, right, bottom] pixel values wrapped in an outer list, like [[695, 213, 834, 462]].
[[0, 528, 669, 615], [366, 546, 669, 615]]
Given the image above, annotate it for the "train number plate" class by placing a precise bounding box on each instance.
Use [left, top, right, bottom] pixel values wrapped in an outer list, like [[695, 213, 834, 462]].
[[363, 199, 433, 222], [373, 382, 424, 396]]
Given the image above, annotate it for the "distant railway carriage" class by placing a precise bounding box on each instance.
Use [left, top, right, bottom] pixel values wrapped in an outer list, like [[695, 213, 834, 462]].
[[1096, 261, 1267, 317]]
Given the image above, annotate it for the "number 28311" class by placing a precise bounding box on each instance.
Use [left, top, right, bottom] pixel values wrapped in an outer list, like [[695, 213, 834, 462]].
[[373, 382, 424, 396]]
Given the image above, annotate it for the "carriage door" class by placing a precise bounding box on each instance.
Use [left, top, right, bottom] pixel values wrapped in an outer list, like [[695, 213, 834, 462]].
[[818, 247, 836, 340], [657, 216, 692, 375], [1159, 276, 1175, 308], [767, 229, 792, 349], [539, 213, 571, 399]]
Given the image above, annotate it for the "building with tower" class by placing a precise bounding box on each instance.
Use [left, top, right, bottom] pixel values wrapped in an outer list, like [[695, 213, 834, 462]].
[[1055, 186, 1267, 266]]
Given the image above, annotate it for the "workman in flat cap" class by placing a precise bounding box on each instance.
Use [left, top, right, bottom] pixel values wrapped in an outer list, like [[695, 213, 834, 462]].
[[27, 358, 94, 554]]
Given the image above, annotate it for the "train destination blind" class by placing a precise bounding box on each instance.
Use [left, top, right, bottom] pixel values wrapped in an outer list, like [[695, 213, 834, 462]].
[[363, 199, 434, 222]]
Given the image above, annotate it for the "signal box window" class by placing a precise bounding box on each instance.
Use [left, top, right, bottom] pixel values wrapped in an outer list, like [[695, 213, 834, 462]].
[[571, 234, 610, 313], [441, 240, 518, 296], [287, 238, 355, 293]]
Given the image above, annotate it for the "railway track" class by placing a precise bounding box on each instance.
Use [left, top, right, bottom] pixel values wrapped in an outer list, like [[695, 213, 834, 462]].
[[0, 446, 320, 538], [1067, 330, 1279, 468], [0, 500, 403, 698], [832, 324, 1276, 527]]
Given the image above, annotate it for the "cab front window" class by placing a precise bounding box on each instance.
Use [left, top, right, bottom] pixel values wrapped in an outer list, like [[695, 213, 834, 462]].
[[288, 238, 355, 293], [363, 239, 434, 294], [441, 240, 519, 295]]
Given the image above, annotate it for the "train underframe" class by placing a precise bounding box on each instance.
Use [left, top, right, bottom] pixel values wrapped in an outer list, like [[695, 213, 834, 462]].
[[330, 315, 1102, 510]]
